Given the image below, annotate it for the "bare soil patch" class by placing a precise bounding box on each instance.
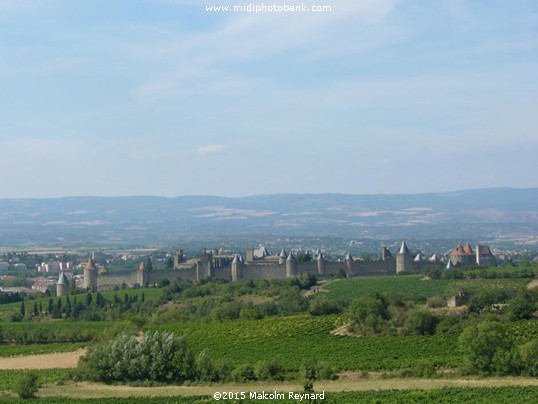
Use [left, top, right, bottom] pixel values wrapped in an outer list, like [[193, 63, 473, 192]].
[[0, 349, 86, 370], [527, 278, 538, 290]]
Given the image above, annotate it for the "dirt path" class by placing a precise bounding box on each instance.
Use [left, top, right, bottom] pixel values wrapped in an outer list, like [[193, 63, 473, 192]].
[[36, 376, 538, 399], [527, 278, 538, 290], [0, 349, 86, 370]]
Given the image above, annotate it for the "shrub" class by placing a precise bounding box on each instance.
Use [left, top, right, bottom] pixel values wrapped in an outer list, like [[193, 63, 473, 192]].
[[254, 360, 284, 381], [402, 311, 438, 336], [16, 372, 39, 399], [78, 331, 195, 383], [231, 364, 256, 382], [301, 360, 337, 381], [427, 295, 446, 308], [459, 321, 518, 375], [519, 339, 538, 377], [308, 298, 341, 316]]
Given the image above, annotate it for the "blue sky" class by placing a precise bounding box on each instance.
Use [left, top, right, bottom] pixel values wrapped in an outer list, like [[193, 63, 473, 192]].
[[0, 0, 537, 198]]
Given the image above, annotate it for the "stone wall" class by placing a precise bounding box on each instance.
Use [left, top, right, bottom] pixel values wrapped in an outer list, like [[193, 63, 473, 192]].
[[91, 256, 399, 291]]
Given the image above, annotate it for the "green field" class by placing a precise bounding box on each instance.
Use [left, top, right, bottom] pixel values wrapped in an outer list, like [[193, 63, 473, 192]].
[[0, 342, 86, 357], [0, 369, 71, 392], [151, 314, 462, 371], [319, 276, 529, 302]]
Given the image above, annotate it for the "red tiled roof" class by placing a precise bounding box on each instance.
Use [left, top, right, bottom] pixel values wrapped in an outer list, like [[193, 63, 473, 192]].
[[85, 258, 97, 270]]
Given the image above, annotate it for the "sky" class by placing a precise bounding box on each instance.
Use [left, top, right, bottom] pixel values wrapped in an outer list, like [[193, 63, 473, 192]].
[[0, 0, 537, 198]]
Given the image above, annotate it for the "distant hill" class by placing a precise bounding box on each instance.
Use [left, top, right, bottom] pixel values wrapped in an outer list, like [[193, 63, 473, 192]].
[[0, 188, 537, 247]]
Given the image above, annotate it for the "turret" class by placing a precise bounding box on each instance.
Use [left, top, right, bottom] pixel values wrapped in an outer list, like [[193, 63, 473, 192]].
[[316, 252, 326, 276], [231, 255, 243, 281], [83, 258, 98, 290], [345, 252, 353, 276], [396, 241, 412, 274], [279, 249, 287, 265], [56, 271, 69, 297], [286, 252, 297, 278], [137, 262, 149, 286]]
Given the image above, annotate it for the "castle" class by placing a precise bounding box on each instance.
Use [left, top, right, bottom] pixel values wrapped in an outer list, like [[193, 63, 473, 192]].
[[56, 241, 494, 292], [448, 242, 495, 268]]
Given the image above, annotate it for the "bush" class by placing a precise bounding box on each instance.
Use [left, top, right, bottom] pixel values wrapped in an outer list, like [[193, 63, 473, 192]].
[[254, 360, 284, 381], [308, 298, 342, 316], [301, 360, 337, 381], [459, 321, 519, 375], [231, 364, 256, 382], [16, 372, 39, 399], [402, 311, 438, 336], [427, 295, 446, 308], [78, 331, 195, 383], [519, 339, 538, 377], [508, 293, 536, 321]]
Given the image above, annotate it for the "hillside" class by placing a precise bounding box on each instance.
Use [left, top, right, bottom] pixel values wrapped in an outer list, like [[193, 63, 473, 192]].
[[0, 188, 537, 247]]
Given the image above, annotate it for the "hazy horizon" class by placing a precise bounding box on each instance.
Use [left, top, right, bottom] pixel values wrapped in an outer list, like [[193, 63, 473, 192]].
[[1, 1, 537, 198]]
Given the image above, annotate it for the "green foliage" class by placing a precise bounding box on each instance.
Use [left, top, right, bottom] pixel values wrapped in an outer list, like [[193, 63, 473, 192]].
[[231, 363, 256, 382], [402, 310, 439, 336], [507, 292, 536, 321], [459, 320, 520, 375], [78, 331, 195, 383], [323, 387, 538, 403], [254, 360, 284, 381], [151, 315, 462, 371], [308, 298, 342, 316], [0, 369, 69, 393], [349, 292, 390, 333], [301, 359, 337, 380], [15, 371, 39, 399], [519, 339, 538, 377]]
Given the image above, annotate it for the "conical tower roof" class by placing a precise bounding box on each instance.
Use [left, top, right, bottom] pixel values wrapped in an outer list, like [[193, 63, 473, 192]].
[[232, 255, 239, 264], [451, 243, 466, 256], [287, 252, 295, 262], [414, 254, 422, 262], [463, 243, 473, 254], [446, 260, 454, 269], [279, 249, 287, 258], [99, 266, 109, 275], [345, 252, 353, 261], [399, 242, 410, 255], [85, 258, 97, 270], [317, 252, 325, 261], [138, 262, 146, 271], [57, 271, 69, 285]]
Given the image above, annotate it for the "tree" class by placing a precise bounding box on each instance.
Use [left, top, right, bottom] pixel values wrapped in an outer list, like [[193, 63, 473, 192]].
[[85, 292, 93, 307], [145, 256, 153, 271], [20, 301, 26, 318], [459, 320, 519, 375], [508, 293, 536, 321], [402, 310, 438, 336], [349, 292, 390, 333]]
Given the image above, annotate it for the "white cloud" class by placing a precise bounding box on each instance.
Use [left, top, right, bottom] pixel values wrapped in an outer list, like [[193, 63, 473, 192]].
[[196, 144, 226, 155]]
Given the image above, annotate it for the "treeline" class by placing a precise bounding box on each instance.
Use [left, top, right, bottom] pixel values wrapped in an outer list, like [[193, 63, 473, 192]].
[[11, 291, 151, 323]]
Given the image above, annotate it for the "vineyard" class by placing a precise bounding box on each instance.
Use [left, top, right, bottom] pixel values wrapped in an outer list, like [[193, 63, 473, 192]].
[[151, 314, 462, 371], [319, 276, 529, 302]]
